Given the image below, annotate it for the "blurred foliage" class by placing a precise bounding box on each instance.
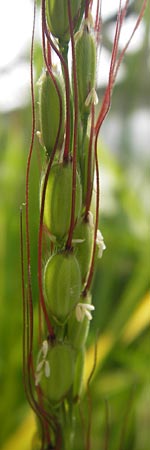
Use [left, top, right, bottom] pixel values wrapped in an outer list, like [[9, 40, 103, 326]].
[[0, 3, 149, 450]]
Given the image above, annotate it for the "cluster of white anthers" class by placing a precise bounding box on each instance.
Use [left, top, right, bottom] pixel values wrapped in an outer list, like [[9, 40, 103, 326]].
[[88, 211, 106, 258], [96, 229, 106, 258], [75, 302, 95, 322], [35, 340, 50, 386], [73, 212, 106, 259]]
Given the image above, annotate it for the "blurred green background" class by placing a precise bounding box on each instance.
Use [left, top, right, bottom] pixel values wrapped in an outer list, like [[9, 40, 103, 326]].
[[0, 2, 150, 449]]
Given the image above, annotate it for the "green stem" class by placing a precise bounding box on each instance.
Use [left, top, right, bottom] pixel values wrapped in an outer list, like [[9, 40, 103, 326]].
[[62, 401, 76, 450]]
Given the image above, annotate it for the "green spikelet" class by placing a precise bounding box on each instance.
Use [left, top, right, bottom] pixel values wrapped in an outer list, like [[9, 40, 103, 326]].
[[44, 252, 81, 324], [73, 217, 93, 284], [67, 293, 91, 349], [39, 70, 65, 156], [75, 23, 96, 120], [41, 343, 75, 403], [41, 162, 82, 241], [46, 0, 84, 43]]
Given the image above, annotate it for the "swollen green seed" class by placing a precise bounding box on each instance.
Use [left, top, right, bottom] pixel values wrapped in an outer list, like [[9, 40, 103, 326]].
[[41, 343, 74, 403], [39, 70, 65, 156], [73, 218, 93, 284], [46, 0, 84, 42], [42, 162, 82, 241], [44, 252, 81, 324], [73, 347, 85, 399], [75, 24, 96, 119], [67, 294, 91, 349]]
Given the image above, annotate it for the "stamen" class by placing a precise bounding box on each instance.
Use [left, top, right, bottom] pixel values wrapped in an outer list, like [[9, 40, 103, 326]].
[[42, 340, 49, 358], [35, 340, 50, 386], [36, 360, 45, 373], [96, 229, 106, 258], [45, 360, 51, 378], [84, 309, 93, 321], [76, 302, 95, 322]]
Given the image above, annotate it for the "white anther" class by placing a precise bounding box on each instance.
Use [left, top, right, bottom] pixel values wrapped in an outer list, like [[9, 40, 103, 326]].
[[96, 229, 106, 258], [42, 340, 49, 358], [44, 360, 50, 378], [36, 360, 45, 373], [35, 340, 50, 387], [76, 302, 95, 322]]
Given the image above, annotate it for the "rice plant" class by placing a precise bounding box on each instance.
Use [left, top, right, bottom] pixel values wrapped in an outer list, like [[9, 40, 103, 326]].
[[21, 1, 147, 449]]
